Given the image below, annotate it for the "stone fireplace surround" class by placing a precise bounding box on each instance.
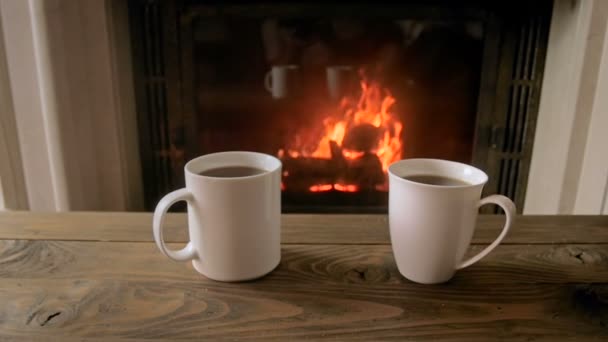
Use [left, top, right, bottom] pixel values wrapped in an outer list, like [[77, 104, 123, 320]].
[[0, 0, 607, 214]]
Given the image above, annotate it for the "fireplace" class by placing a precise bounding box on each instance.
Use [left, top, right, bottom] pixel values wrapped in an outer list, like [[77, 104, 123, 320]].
[[128, 1, 551, 212]]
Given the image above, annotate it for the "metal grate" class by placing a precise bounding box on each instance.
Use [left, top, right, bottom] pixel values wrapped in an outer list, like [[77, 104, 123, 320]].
[[493, 14, 548, 212], [129, 0, 173, 209]]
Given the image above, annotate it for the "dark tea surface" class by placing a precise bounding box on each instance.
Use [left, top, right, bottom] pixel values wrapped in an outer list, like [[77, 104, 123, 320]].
[[199, 166, 266, 178], [402, 174, 471, 186]]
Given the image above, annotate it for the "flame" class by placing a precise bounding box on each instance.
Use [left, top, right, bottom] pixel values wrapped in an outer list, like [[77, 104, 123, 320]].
[[306, 79, 401, 172], [309, 184, 333, 192], [342, 149, 365, 160], [334, 183, 358, 192], [308, 183, 359, 193], [281, 74, 403, 193]]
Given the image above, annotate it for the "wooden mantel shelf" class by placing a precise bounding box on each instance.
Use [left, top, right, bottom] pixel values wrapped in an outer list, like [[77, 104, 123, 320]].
[[0, 212, 607, 340]]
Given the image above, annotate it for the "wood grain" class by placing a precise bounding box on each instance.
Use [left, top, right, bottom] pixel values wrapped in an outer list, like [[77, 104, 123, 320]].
[[0, 214, 607, 340], [1, 211, 607, 244], [0, 240, 607, 286], [0, 278, 606, 341]]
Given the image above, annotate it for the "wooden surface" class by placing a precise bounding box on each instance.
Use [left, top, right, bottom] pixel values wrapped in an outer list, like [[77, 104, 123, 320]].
[[0, 213, 607, 340], [1, 211, 607, 244]]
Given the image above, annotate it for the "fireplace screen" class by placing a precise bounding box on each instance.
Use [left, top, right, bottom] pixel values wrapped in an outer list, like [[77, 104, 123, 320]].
[[128, 1, 551, 212], [190, 17, 481, 210]]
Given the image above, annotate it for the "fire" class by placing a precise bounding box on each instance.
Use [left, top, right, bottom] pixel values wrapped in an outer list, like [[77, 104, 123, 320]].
[[309, 184, 333, 192], [305, 79, 402, 173], [334, 183, 358, 192], [342, 149, 365, 160], [281, 74, 403, 193], [309, 183, 359, 193]]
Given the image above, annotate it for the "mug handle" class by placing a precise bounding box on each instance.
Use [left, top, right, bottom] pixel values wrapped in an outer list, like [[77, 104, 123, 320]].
[[456, 194, 516, 270], [153, 188, 198, 262], [264, 70, 273, 93]]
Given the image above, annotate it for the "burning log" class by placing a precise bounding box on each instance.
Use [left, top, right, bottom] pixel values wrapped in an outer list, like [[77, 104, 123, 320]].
[[342, 123, 380, 152], [329, 140, 343, 160], [279, 76, 401, 194], [281, 140, 385, 193], [337, 153, 385, 191], [281, 156, 340, 192]]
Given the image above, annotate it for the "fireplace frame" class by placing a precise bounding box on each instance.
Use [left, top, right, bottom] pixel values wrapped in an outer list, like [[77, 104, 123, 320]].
[[128, 0, 551, 213]]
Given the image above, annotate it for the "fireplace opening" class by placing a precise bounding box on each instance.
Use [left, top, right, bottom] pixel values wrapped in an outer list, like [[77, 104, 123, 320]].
[[278, 73, 404, 209], [128, 1, 551, 213]]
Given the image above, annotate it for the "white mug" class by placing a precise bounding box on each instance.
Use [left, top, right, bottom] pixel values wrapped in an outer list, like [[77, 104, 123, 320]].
[[153, 151, 282, 282], [388, 159, 515, 284], [264, 65, 299, 99], [326, 65, 354, 100]]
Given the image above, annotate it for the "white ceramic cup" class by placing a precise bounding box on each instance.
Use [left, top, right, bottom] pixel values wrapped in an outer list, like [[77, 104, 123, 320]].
[[153, 151, 282, 282], [388, 158, 515, 284], [264, 65, 299, 99], [326, 65, 354, 100]]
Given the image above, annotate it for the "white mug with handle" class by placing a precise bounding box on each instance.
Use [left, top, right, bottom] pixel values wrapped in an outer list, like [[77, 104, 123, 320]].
[[153, 151, 282, 282], [264, 65, 299, 99], [388, 158, 515, 284]]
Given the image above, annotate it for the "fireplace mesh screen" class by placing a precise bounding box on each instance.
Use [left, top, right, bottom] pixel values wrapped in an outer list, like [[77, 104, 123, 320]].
[[491, 14, 549, 213], [128, 1, 551, 212], [129, 1, 174, 207]]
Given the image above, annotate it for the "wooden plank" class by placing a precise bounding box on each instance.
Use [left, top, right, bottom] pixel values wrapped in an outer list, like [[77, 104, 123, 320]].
[[1, 240, 607, 286], [0, 337, 591, 342], [1, 212, 607, 244], [0, 278, 605, 340]]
